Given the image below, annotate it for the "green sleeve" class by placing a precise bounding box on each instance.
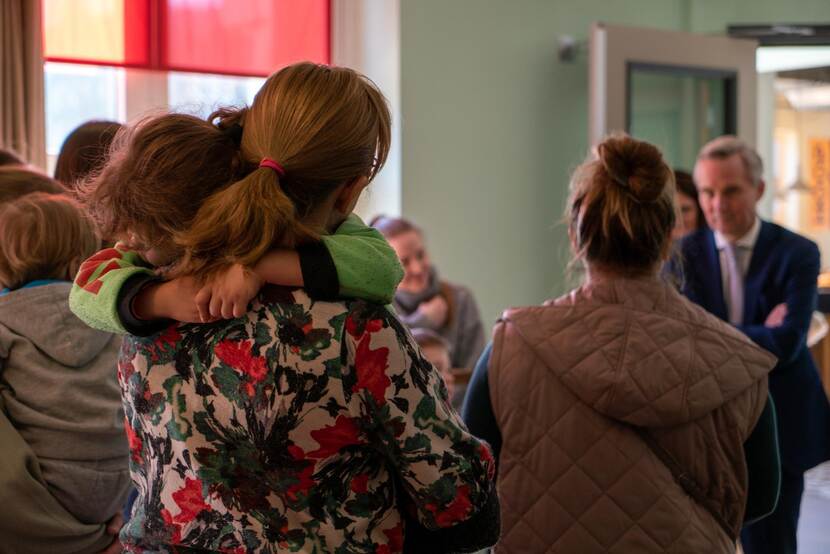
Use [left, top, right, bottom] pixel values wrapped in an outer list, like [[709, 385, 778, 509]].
[[320, 214, 403, 303], [68, 245, 155, 334]]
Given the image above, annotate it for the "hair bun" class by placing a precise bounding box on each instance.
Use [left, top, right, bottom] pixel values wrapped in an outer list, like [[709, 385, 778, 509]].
[[597, 135, 668, 204]]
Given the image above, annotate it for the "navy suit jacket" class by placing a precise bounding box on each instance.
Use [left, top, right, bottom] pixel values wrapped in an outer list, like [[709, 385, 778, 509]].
[[678, 221, 830, 471]]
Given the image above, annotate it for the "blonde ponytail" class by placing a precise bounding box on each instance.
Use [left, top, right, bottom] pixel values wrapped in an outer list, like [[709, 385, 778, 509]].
[[171, 167, 316, 277], [83, 63, 391, 279], [173, 62, 391, 278]]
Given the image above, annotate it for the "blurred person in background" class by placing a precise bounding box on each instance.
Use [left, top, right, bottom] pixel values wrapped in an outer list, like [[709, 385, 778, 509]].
[[0, 170, 123, 554], [672, 169, 706, 240], [54, 120, 122, 191], [371, 215, 486, 372], [0, 147, 24, 167], [677, 135, 830, 554], [412, 327, 459, 407], [0, 166, 64, 203]]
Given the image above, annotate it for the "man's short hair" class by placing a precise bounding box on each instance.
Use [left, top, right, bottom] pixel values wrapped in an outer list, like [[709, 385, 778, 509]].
[[697, 135, 763, 186]]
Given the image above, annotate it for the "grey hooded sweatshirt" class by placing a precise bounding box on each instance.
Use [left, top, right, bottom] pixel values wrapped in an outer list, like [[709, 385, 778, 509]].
[[0, 282, 130, 525]]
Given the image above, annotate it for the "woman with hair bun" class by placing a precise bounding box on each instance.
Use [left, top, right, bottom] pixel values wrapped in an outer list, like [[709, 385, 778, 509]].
[[463, 134, 780, 552]]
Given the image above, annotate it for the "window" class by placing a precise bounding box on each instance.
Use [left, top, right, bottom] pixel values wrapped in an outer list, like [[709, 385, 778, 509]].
[[42, 0, 329, 74], [44, 63, 125, 171], [43, 63, 266, 172], [163, 1, 329, 77], [42, 0, 328, 171], [167, 72, 266, 118]]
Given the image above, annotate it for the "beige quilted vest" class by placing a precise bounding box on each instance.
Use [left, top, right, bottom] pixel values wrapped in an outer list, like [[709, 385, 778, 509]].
[[489, 277, 775, 553]]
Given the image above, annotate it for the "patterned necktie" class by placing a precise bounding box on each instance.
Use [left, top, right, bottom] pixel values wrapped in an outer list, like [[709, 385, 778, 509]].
[[723, 242, 744, 326]]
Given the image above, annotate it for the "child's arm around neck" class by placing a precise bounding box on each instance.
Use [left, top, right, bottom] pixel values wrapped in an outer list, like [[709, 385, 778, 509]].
[[70, 215, 402, 335], [192, 214, 402, 320]]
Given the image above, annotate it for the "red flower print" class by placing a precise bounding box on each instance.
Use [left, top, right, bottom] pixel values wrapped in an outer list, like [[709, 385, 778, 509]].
[[155, 325, 181, 349], [172, 478, 211, 524], [346, 315, 358, 337], [345, 315, 383, 338], [160, 508, 182, 544], [384, 522, 404, 552], [479, 443, 496, 479], [431, 485, 473, 527], [215, 339, 268, 383], [220, 548, 246, 554], [352, 335, 391, 405], [285, 462, 316, 501], [123, 419, 142, 464], [350, 474, 369, 494], [307, 416, 362, 458], [284, 444, 316, 501], [118, 359, 135, 383], [287, 445, 305, 460]]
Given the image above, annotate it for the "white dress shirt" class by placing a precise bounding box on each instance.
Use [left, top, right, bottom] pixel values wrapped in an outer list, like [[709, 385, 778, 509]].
[[714, 216, 761, 322]]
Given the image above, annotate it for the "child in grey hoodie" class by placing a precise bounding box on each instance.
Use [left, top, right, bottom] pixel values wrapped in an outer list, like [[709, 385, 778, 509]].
[[0, 191, 130, 526]]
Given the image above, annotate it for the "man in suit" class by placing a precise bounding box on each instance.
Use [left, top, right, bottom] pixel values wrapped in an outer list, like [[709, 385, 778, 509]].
[[678, 136, 830, 554]]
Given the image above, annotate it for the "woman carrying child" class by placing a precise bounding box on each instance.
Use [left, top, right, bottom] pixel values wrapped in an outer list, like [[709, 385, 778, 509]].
[[75, 63, 498, 553]]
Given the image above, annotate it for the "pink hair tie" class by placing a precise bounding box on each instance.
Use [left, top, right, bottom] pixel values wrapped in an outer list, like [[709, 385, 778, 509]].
[[259, 157, 285, 177]]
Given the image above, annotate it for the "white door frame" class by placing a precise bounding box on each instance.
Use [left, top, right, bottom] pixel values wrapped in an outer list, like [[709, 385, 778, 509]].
[[589, 22, 758, 148]]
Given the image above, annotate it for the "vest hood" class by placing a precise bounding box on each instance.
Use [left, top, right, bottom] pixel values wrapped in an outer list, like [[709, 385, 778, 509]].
[[502, 277, 775, 428]]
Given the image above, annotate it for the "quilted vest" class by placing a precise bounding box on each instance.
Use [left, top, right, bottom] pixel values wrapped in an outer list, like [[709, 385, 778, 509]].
[[489, 276, 774, 553]]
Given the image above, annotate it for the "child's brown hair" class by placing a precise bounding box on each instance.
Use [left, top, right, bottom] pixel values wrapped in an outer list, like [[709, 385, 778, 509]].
[[0, 167, 66, 204], [80, 111, 247, 260], [567, 133, 676, 274], [82, 62, 391, 277], [0, 192, 100, 289], [54, 120, 123, 190]]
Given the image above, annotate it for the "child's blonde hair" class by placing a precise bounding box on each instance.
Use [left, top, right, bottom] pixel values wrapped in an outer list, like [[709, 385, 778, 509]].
[[83, 62, 391, 278], [0, 192, 100, 289]]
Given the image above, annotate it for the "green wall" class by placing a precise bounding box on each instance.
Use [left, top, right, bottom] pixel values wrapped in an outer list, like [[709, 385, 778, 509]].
[[400, 0, 830, 331]]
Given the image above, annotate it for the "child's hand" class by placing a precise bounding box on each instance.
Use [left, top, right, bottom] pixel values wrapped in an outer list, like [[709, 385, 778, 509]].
[[134, 277, 204, 323], [195, 263, 264, 321]]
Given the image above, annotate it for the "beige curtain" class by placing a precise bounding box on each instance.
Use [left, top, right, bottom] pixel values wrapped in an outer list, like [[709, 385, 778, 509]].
[[0, 0, 46, 169]]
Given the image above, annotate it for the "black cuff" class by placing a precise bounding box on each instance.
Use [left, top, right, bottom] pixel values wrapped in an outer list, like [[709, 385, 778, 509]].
[[117, 273, 174, 337], [403, 482, 501, 553], [298, 241, 339, 300]]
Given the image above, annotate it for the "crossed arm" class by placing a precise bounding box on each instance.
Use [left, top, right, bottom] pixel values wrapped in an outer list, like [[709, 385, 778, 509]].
[[738, 243, 820, 368]]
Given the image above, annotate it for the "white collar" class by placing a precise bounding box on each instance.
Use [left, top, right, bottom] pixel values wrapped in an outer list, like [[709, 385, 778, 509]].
[[714, 216, 761, 250]]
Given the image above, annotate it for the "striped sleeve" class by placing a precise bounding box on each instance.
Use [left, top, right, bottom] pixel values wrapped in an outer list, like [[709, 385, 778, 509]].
[[69, 245, 155, 334]]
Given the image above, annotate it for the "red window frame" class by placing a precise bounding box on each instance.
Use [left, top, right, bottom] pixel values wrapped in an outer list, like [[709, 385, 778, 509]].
[[43, 0, 331, 78]]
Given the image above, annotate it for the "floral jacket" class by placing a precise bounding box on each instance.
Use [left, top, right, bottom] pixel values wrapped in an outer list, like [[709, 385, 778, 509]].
[[119, 287, 497, 553]]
